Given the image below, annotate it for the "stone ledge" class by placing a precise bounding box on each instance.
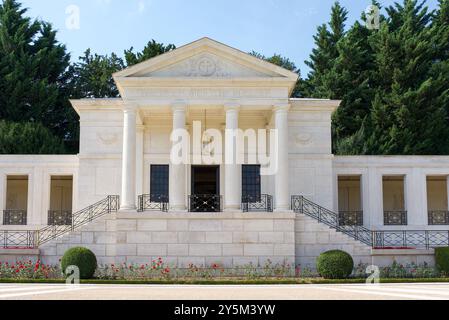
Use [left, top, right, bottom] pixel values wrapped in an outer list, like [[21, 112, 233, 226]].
[[371, 249, 435, 256], [116, 211, 296, 220], [0, 248, 40, 255]]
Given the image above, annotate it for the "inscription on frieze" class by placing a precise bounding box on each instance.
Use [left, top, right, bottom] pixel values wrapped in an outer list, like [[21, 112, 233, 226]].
[[124, 87, 288, 99]]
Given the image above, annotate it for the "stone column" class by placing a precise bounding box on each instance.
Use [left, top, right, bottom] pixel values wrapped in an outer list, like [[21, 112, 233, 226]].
[[366, 168, 383, 227], [120, 105, 137, 210], [224, 104, 241, 211], [406, 169, 427, 226], [170, 103, 187, 211], [273, 104, 291, 211], [136, 126, 144, 197]]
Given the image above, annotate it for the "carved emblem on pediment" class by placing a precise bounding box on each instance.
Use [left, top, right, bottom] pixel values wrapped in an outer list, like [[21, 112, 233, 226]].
[[97, 133, 119, 145], [184, 55, 230, 77]]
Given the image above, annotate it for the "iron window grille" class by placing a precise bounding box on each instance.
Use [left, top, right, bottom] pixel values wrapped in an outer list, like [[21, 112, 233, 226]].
[[339, 211, 363, 226], [189, 194, 222, 212], [428, 211, 449, 225], [384, 211, 408, 226], [3, 210, 27, 226], [48, 210, 72, 226]]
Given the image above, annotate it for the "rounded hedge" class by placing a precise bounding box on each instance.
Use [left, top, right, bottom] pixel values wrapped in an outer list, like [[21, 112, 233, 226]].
[[435, 247, 449, 275], [61, 247, 98, 280], [316, 250, 354, 279]]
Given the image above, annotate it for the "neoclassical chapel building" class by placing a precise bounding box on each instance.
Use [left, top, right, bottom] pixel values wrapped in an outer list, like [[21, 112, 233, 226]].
[[1, 38, 449, 268]]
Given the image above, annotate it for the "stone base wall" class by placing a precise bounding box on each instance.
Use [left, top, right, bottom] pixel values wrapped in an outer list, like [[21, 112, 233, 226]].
[[371, 249, 435, 266], [39, 211, 296, 268], [0, 249, 40, 264], [2, 212, 437, 271], [295, 214, 373, 269]]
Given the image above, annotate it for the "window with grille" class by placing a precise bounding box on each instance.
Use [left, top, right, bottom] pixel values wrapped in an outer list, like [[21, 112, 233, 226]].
[[242, 165, 261, 202], [150, 165, 169, 202]]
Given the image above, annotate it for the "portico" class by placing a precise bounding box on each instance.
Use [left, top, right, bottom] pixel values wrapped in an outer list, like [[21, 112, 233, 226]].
[[112, 38, 299, 213]]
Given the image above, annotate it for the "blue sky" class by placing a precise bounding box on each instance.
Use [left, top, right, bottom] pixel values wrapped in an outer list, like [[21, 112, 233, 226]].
[[21, 0, 439, 75]]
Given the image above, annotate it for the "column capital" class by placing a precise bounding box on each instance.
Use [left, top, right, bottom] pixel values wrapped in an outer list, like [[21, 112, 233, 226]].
[[273, 103, 291, 113], [172, 101, 188, 113], [122, 102, 138, 113], [224, 102, 240, 112]]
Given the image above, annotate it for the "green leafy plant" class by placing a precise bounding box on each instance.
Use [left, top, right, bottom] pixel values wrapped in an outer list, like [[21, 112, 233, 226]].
[[435, 247, 449, 275], [316, 250, 354, 279], [60, 247, 97, 280]]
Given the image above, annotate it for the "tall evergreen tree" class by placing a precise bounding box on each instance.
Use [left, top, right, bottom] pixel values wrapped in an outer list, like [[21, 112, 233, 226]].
[[0, 0, 74, 153], [124, 39, 175, 66], [68, 49, 125, 99], [303, 1, 348, 98], [362, 0, 449, 154]]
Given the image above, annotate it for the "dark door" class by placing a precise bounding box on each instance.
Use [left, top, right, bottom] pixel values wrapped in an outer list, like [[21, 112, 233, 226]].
[[190, 166, 221, 212]]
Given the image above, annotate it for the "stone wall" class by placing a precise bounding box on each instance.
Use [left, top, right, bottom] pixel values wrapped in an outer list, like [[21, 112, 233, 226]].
[[295, 214, 372, 269], [2, 212, 437, 270], [40, 211, 296, 268]]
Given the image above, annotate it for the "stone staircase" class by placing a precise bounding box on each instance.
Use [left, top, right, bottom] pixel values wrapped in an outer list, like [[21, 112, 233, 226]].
[[295, 214, 372, 268]]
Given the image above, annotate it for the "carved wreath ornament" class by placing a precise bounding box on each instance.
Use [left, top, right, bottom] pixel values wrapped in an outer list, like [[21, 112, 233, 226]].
[[295, 133, 313, 146], [185, 55, 229, 77]]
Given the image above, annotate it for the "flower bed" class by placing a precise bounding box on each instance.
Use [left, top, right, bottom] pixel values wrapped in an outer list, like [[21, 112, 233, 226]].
[[0, 260, 60, 279], [0, 258, 445, 281]]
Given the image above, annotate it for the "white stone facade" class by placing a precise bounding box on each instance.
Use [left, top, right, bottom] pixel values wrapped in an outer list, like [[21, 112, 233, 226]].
[[1, 38, 448, 268]]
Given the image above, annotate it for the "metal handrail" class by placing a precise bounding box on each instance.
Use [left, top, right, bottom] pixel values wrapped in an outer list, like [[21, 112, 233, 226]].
[[291, 195, 449, 249], [189, 194, 222, 213], [1, 195, 119, 249], [138, 194, 169, 212], [242, 194, 273, 212]]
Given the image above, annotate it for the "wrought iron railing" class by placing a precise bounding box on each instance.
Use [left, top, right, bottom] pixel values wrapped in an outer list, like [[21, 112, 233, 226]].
[[189, 194, 222, 213], [373, 231, 449, 249], [138, 194, 169, 212], [1, 195, 119, 249], [292, 195, 449, 249], [48, 210, 72, 226], [242, 194, 273, 212], [339, 211, 363, 226], [292, 196, 372, 246], [428, 211, 449, 225], [3, 210, 27, 226], [384, 211, 408, 225], [0, 231, 36, 249]]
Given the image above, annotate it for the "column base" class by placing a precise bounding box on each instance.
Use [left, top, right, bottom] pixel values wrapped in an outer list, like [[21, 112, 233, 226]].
[[120, 205, 137, 211], [119, 208, 138, 214]]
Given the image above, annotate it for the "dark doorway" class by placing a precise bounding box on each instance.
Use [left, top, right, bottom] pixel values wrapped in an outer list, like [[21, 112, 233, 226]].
[[191, 166, 220, 195], [190, 166, 221, 212]]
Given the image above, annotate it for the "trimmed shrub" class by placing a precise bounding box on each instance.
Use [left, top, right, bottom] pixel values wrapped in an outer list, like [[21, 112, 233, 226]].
[[61, 247, 98, 279], [316, 250, 354, 279], [435, 247, 449, 275]]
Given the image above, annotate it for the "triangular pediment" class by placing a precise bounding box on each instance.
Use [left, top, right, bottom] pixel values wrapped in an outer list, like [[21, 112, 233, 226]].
[[140, 52, 277, 78], [113, 37, 299, 81]]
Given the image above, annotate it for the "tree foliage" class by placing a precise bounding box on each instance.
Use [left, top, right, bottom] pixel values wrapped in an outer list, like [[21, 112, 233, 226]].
[[124, 39, 176, 66], [303, 0, 449, 155], [0, 120, 66, 154], [0, 0, 75, 153]]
